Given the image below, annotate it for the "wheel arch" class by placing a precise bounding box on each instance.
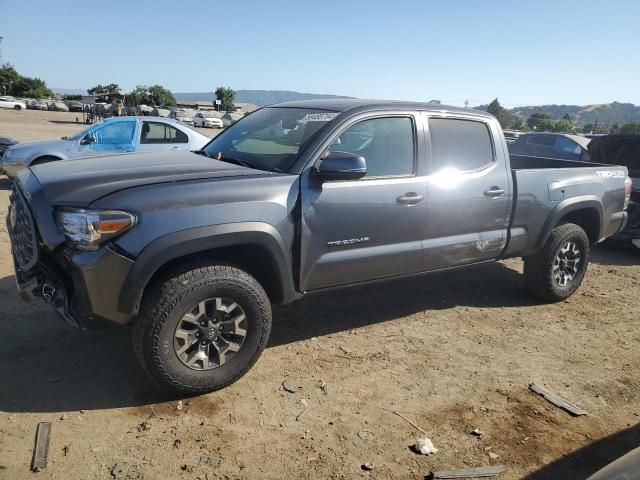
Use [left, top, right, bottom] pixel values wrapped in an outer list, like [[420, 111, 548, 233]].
[[118, 222, 299, 317], [534, 196, 603, 252]]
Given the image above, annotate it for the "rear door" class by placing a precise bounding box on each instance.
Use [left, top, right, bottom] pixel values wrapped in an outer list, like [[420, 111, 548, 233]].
[[421, 115, 512, 270], [300, 113, 427, 291], [137, 120, 190, 152]]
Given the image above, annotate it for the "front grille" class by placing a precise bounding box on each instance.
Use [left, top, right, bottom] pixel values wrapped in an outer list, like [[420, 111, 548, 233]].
[[7, 182, 39, 270]]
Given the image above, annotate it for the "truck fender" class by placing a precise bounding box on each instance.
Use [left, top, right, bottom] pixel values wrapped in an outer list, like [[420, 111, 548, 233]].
[[117, 222, 298, 315], [533, 195, 603, 253]]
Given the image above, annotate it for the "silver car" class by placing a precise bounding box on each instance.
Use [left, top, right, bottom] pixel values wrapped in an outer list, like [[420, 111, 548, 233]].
[[1, 116, 211, 177]]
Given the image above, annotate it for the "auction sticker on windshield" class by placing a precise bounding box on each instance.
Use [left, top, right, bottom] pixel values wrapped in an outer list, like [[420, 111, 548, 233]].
[[301, 113, 339, 122]]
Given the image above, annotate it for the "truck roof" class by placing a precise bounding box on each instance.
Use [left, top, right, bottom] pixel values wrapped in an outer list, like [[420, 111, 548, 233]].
[[268, 99, 492, 118]]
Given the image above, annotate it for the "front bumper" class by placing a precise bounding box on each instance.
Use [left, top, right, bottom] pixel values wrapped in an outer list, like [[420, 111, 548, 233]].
[[14, 245, 135, 329]]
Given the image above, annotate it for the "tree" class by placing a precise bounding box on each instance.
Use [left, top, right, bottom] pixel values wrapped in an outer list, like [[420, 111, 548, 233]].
[[0, 63, 54, 97], [526, 112, 554, 131], [128, 84, 175, 107], [620, 121, 640, 135], [215, 86, 236, 111], [147, 84, 176, 106], [610, 123, 620, 134], [87, 83, 121, 96], [486, 98, 516, 129]]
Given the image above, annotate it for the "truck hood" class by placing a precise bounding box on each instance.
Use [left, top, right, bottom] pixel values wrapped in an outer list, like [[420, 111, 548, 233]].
[[27, 150, 264, 205]]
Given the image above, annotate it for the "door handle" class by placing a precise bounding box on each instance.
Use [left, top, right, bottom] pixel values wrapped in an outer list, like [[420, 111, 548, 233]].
[[171, 146, 180, 150], [484, 187, 505, 197], [397, 192, 425, 205]]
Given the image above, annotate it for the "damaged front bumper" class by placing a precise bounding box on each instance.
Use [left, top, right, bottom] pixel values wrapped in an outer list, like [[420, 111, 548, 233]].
[[14, 246, 136, 329]]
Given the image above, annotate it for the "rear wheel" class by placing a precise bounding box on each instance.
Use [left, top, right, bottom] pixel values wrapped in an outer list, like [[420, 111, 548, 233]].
[[524, 223, 590, 302], [133, 263, 272, 394]]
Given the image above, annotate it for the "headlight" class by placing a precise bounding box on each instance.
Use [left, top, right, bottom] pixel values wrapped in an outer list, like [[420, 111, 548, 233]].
[[56, 208, 137, 250]]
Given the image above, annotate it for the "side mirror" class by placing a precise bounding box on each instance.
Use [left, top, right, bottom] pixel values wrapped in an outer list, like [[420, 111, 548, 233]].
[[81, 134, 96, 145], [312, 151, 366, 181]]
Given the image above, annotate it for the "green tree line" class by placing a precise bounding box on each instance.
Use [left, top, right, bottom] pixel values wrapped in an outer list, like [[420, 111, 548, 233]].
[[0, 63, 54, 98]]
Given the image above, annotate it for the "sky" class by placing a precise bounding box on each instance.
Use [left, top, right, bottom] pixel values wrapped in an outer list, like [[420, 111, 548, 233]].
[[1, 0, 639, 107]]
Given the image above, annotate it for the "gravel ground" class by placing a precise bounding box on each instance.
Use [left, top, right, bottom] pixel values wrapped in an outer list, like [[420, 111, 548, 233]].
[[0, 108, 639, 479]]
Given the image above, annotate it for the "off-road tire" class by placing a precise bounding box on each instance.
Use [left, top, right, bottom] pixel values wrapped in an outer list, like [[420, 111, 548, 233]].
[[133, 263, 272, 394], [524, 223, 590, 302]]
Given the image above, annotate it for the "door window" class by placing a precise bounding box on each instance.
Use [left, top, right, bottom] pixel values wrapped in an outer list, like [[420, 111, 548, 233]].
[[140, 122, 188, 144], [329, 117, 415, 178], [428, 118, 494, 172], [93, 121, 136, 145]]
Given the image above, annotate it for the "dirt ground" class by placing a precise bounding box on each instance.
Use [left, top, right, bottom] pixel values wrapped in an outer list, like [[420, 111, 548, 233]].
[[0, 109, 639, 480]]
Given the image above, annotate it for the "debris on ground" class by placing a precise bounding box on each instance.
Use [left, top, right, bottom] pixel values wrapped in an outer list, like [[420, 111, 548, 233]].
[[176, 400, 183, 411], [173, 439, 181, 449], [62, 445, 70, 457], [431, 464, 505, 478], [488, 452, 500, 460], [414, 437, 438, 455], [111, 462, 129, 479], [392, 410, 429, 435], [529, 383, 588, 416], [319, 381, 328, 394], [282, 379, 296, 393], [199, 456, 223, 468], [30, 422, 51, 472], [137, 421, 152, 432], [296, 400, 312, 422], [361, 463, 374, 471], [358, 430, 374, 440], [471, 428, 484, 437]]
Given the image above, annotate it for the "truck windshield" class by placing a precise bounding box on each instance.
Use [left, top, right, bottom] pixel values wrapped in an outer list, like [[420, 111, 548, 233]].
[[202, 107, 338, 172]]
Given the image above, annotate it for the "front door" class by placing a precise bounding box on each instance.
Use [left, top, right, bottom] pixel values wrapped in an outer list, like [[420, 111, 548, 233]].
[[300, 114, 427, 291], [75, 119, 137, 158], [421, 115, 512, 270]]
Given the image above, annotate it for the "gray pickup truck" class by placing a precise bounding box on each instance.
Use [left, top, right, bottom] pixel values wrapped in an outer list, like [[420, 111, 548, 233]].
[[7, 100, 631, 393]]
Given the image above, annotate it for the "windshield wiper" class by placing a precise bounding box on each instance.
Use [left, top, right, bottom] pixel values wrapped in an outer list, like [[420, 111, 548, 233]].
[[210, 152, 258, 170], [195, 150, 261, 170]]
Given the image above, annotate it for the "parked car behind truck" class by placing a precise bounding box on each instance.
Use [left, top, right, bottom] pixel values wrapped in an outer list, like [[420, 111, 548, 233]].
[[7, 100, 631, 394], [1, 116, 211, 177]]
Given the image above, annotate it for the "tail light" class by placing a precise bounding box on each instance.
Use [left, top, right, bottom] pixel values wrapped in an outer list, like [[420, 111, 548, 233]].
[[624, 176, 633, 210]]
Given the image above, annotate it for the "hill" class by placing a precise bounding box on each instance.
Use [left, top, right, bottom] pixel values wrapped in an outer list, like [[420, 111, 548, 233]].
[[476, 101, 640, 126], [174, 89, 353, 106]]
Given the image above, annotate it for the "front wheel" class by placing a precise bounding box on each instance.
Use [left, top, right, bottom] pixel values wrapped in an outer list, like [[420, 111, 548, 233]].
[[13, 105, 22, 110], [133, 263, 272, 394], [524, 223, 590, 302]]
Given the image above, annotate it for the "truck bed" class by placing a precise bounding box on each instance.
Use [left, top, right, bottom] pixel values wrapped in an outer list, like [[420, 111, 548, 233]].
[[504, 154, 629, 258], [510, 154, 610, 170]]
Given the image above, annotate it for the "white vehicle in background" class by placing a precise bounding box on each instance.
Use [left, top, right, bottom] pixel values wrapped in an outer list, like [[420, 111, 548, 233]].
[[170, 109, 195, 125], [1, 116, 211, 178], [193, 111, 224, 128], [221, 112, 244, 127], [0, 96, 27, 110]]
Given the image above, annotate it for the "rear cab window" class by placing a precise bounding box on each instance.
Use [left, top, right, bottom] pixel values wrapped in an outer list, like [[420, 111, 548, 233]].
[[428, 118, 494, 173]]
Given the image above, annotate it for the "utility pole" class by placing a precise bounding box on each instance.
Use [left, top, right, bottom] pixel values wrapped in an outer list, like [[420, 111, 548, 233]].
[[464, 99, 469, 108]]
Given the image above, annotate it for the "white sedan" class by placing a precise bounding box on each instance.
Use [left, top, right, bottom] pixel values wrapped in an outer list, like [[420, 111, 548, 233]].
[[0, 96, 27, 110], [193, 112, 224, 128]]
